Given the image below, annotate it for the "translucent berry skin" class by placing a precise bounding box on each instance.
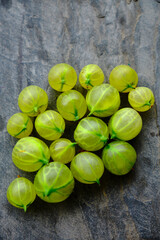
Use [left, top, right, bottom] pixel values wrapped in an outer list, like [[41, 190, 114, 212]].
[[70, 152, 104, 184], [86, 84, 120, 117], [48, 63, 77, 92], [74, 117, 109, 151], [108, 108, 142, 141], [50, 138, 76, 164], [12, 137, 50, 172], [57, 90, 87, 121], [34, 162, 75, 203], [128, 87, 155, 112], [7, 113, 33, 138], [7, 177, 36, 212], [35, 110, 65, 141], [18, 85, 48, 117], [109, 65, 138, 93], [102, 141, 137, 175], [79, 64, 104, 89]]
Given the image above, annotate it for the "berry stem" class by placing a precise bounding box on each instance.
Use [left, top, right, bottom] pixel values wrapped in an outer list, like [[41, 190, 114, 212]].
[[39, 158, 49, 165], [70, 142, 77, 147], [33, 106, 38, 112], [96, 179, 100, 185], [23, 205, 27, 212], [110, 132, 116, 139], [87, 111, 93, 117]]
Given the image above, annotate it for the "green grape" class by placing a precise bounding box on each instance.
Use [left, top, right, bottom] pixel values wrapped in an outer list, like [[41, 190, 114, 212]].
[[48, 63, 77, 92], [18, 85, 48, 117], [128, 87, 155, 112], [35, 110, 65, 140], [109, 65, 138, 93], [70, 152, 104, 184], [12, 137, 50, 172], [50, 138, 76, 164], [7, 113, 33, 138], [102, 141, 136, 175], [108, 108, 142, 141], [34, 162, 75, 203], [79, 64, 104, 89], [56, 90, 87, 121], [86, 84, 120, 117], [74, 117, 109, 151], [7, 177, 36, 212]]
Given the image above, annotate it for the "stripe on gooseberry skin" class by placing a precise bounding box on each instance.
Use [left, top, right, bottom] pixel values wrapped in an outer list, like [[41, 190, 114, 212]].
[[87, 85, 112, 115], [43, 178, 74, 197], [14, 118, 29, 137], [72, 161, 99, 184], [116, 114, 139, 134]]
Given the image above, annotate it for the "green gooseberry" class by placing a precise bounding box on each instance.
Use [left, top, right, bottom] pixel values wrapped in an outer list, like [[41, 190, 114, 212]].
[[35, 110, 65, 141], [108, 108, 142, 141], [74, 117, 109, 151], [70, 152, 104, 184], [50, 138, 76, 164], [34, 162, 75, 203], [7, 113, 33, 138], [7, 177, 36, 212], [109, 65, 138, 93], [102, 141, 137, 175], [128, 87, 155, 112], [56, 90, 87, 121], [86, 84, 120, 117], [18, 85, 48, 117], [12, 137, 50, 172]]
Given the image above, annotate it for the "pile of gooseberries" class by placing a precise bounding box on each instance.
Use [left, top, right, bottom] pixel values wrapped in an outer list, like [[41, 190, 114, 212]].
[[7, 63, 155, 212]]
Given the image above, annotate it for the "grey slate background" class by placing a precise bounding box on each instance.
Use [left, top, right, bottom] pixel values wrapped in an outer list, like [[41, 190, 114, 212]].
[[0, 0, 160, 239]]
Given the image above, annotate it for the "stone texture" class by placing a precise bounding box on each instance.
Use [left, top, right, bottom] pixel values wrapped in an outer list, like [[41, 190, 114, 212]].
[[0, 0, 160, 239]]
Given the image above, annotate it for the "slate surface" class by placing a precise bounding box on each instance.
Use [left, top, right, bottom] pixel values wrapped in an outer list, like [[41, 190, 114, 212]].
[[0, 0, 160, 239]]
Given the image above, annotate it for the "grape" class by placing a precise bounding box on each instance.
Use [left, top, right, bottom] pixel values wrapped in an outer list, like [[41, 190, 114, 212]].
[[109, 65, 138, 93], [12, 137, 50, 172], [128, 87, 155, 112], [7, 177, 36, 212], [86, 84, 120, 117], [70, 152, 104, 184], [50, 138, 76, 164], [48, 63, 77, 92], [35, 110, 65, 141], [56, 90, 87, 121], [18, 85, 48, 117], [102, 141, 136, 175], [34, 162, 75, 203], [108, 108, 142, 141], [7, 113, 33, 138], [74, 117, 109, 151], [79, 64, 104, 89]]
